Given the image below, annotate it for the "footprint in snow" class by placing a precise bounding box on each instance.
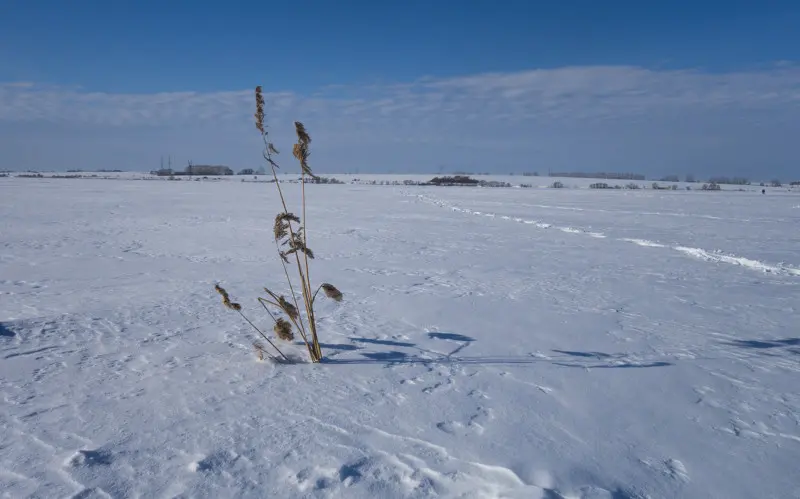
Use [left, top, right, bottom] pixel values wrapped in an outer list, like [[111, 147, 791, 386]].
[[640, 457, 689, 483], [67, 449, 113, 468], [436, 406, 494, 436], [189, 449, 245, 473]]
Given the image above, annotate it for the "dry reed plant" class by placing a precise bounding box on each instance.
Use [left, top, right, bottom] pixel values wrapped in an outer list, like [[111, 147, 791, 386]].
[[215, 86, 343, 363]]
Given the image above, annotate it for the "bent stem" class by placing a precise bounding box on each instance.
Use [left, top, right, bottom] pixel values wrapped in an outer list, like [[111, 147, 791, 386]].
[[236, 309, 289, 362]]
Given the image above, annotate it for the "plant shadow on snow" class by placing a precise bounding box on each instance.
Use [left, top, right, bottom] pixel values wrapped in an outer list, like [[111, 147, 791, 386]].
[[324, 351, 672, 368], [722, 338, 799, 349], [361, 351, 410, 361], [551, 361, 673, 369], [428, 332, 475, 342], [722, 338, 800, 355], [351, 337, 416, 347], [552, 349, 613, 358], [294, 341, 360, 352], [0, 322, 15, 338], [550, 349, 672, 369], [319, 343, 361, 351]]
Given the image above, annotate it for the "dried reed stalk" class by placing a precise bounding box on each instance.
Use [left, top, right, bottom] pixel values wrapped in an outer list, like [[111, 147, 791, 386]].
[[212, 86, 343, 363]]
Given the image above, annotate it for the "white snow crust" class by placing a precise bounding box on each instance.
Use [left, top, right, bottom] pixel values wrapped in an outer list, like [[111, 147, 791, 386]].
[[1, 176, 799, 498]]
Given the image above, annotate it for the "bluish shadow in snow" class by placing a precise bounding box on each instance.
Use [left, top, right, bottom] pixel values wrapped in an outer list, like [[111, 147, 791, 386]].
[[552, 349, 612, 358], [70, 449, 113, 467], [723, 338, 799, 349], [323, 355, 531, 365], [553, 361, 673, 369], [338, 457, 368, 483], [428, 332, 474, 342], [543, 487, 640, 499], [352, 337, 416, 348], [360, 351, 409, 361], [323, 355, 671, 368], [294, 341, 361, 352], [319, 343, 360, 351], [0, 323, 14, 338]]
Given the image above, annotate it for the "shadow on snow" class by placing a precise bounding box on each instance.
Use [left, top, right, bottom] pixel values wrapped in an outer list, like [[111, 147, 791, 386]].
[[323, 351, 672, 368], [0, 322, 15, 338], [722, 338, 799, 350]]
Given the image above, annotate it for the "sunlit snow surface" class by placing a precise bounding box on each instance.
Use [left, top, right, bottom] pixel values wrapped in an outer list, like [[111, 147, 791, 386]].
[[1, 176, 799, 498]]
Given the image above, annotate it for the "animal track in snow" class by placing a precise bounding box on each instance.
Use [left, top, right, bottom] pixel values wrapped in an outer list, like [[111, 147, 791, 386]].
[[641, 457, 689, 483], [412, 192, 800, 277], [436, 406, 494, 436]]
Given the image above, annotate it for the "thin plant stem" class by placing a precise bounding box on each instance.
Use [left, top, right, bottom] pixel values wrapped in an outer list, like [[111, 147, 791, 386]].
[[300, 171, 321, 360], [258, 297, 312, 351], [236, 309, 289, 362], [257, 298, 280, 322], [255, 94, 323, 362], [261, 131, 310, 345], [260, 131, 321, 362], [311, 283, 324, 304]]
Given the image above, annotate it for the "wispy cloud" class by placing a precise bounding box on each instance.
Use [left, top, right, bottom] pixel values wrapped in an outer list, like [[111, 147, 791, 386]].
[[1, 65, 799, 176]]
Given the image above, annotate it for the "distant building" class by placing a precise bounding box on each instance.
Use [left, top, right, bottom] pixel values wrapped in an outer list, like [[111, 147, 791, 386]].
[[185, 165, 233, 176], [238, 168, 255, 175]]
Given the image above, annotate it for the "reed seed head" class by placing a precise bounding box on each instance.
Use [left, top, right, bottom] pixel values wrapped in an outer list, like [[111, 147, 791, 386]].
[[294, 121, 311, 145], [254, 86, 266, 134], [286, 232, 314, 259], [320, 283, 343, 302], [273, 318, 294, 341], [293, 121, 316, 178], [215, 284, 242, 311], [277, 295, 299, 320], [273, 212, 300, 242]]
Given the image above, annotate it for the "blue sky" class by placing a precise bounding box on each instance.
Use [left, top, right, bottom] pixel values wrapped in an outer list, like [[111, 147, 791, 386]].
[[1, 0, 799, 178]]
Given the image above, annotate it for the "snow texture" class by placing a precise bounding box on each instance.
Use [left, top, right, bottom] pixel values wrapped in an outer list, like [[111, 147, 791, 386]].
[[1, 176, 799, 498]]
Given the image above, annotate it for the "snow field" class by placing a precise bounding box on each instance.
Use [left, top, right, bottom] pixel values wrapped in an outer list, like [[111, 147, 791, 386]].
[[1, 177, 799, 498]]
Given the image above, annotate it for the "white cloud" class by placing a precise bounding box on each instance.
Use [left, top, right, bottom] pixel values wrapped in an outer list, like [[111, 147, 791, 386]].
[[1, 65, 798, 176]]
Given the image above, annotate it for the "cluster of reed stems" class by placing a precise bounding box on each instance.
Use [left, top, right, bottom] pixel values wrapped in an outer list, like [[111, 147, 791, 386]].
[[215, 86, 342, 363]]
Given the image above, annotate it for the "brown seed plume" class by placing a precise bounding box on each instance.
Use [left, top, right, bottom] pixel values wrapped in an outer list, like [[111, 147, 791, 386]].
[[273, 318, 294, 341], [215, 284, 242, 311], [285, 232, 314, 259], [254, 86, 265, 134], [277, 295, 299, 320], [293, 121, 315, 177], [273, 212, 300, 242], [320, 283, 343, 302]]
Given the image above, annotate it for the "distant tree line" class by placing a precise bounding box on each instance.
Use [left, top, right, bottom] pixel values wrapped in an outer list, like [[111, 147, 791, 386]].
[[707, 176, 749, 185], [67, 169, 123, 173], [551, 172, 646, 180], [428, 175, 480, 186]]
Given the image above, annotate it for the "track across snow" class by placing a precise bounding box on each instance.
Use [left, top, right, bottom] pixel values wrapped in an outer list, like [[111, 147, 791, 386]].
[[411, 192, 800, 277], [1, 177, 799, 498]]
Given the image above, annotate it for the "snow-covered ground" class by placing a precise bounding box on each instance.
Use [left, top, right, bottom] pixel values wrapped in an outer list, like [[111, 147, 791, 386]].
[[1, 177, 798, 498]]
